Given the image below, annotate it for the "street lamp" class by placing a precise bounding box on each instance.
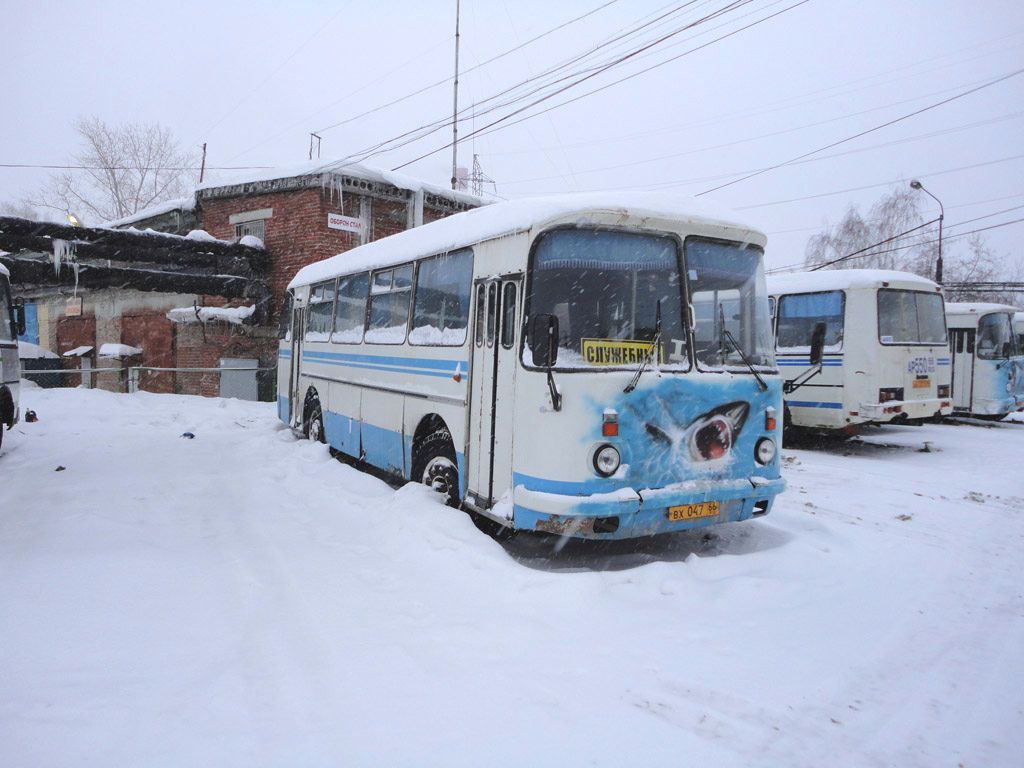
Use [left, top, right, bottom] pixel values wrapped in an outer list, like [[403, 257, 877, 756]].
[[910, 180, 944, 284]]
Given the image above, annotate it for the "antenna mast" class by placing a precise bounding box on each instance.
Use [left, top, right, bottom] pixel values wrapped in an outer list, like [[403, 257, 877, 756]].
[[450, 0, 461, 190]]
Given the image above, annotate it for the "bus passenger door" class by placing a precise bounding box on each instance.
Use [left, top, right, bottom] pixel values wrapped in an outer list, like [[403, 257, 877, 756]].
[[950, 328, 974, 411], [288, 306, 305, 427], [469, 276, 521, 513]]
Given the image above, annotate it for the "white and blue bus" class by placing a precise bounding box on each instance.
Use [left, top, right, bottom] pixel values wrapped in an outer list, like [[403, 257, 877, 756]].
[[767, 269, 953, 433], [278, 193, 785, 539], [1, 263, 26, 453], [945, 302, 1024, 419]]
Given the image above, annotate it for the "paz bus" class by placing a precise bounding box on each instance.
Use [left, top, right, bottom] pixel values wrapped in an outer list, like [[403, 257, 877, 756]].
[[766, 269, 953, 433], [945, 302, 1024, 419], [278, 193, 785, 539], [1, 262, 26, 453]]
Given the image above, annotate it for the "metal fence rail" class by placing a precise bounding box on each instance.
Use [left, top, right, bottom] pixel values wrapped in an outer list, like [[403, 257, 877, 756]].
[[20, 364, 277, 401]]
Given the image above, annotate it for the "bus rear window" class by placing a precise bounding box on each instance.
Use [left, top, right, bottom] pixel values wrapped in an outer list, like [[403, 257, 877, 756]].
[[877, 289, 946, 345]]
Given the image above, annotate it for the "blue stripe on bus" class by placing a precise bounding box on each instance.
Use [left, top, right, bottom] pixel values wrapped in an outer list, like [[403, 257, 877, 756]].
[[289, 349, 468, 379], [777, 360, 843, 366], [512, 472, 628, 497], [936, 358, 951, 365], [788, 400, 843, 409]]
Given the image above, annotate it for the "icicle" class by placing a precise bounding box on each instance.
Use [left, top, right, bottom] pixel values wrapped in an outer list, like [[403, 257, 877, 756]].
[[52, 238, 77, 277]]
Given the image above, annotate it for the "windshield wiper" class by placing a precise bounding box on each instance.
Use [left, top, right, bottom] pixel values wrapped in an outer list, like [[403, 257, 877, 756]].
[[624, 301, 661, 393], [718, 303, 768, 392]]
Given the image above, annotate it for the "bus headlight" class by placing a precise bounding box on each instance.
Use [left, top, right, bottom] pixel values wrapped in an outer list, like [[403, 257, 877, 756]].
[[593, 444, 621, 477], [755, 438, 777, 465]]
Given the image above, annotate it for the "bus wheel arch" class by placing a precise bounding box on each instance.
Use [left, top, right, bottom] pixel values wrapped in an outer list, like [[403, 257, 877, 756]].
[[302, 387, 325, 443], [411, 415, 460, 508]]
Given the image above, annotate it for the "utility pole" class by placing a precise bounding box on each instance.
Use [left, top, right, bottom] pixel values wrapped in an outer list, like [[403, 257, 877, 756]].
[[309, 133, 322, 161], [450, 0, 461, 191], [199, 142, 207, 183]]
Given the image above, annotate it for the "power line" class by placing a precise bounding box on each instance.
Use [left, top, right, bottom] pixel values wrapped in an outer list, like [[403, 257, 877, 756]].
[[310, 0, 627, 137], [733, 153, 1024, 211], [335, 0, 726, 168], [0, 163, 272, 171], [388, 0, 802, 172], [694, 66, 1024, 196], [806, 219, 939, 271]]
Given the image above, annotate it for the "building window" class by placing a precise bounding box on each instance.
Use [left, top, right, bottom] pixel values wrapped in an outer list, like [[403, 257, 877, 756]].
[[235, 219, 265, 241]]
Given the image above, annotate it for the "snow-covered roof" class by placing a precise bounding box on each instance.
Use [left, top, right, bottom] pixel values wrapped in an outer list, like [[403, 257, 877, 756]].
[[105, 196, 195, 228], [197, 158, 483, 207], [167, 305, 255, 325], [0, 257, 9, 278], [945, 301, 1021, 316], [63, 345, 94, 357], [98, 343, 143, 359], [18, 340, 59, 359], [290, 192, 763, 290], [767, 269, 939, 296]]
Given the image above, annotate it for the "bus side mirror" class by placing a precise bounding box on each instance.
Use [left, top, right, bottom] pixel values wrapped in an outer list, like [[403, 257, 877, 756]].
[[530, 314, 559, 367], [12, 299, 26, 337], [809, 321, 826, 367]]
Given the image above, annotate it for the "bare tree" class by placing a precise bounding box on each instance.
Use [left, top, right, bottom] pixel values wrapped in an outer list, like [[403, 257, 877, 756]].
[[0, 200, 42, 220], [28, 117, 197, 225], [803, 187, 1021, 303]]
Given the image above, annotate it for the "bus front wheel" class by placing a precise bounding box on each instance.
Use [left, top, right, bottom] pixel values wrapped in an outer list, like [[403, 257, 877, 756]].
[[415, 430, 460, 508], [304, 395, 325, 444]]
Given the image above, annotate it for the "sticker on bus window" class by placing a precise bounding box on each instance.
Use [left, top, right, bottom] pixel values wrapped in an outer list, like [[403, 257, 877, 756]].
[[881, 335, 894, 343], [688, 270, 698, 280], [581, 338, 663, 366]]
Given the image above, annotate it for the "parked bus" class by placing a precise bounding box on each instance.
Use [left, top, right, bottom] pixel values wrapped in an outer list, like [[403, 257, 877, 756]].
[[945, 302, 1024, 419], [278, 193, 785, 539], [1, 263, 26, 452], [766, 269, 953, 433]]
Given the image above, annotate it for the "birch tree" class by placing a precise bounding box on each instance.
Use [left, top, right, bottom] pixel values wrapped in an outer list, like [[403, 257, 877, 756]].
[[29, 117, 196, 224]]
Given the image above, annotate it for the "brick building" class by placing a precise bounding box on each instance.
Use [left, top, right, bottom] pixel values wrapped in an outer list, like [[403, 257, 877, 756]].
[[96, 160, 482, 398]]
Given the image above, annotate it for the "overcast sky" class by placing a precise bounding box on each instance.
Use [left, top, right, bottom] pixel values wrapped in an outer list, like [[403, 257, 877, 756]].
[[3, 0, 1022, 271]]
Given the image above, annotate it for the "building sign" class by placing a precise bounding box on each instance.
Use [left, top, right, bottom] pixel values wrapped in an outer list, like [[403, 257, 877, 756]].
[[327, 213, 365, 235], [66, 297, 83, 317]]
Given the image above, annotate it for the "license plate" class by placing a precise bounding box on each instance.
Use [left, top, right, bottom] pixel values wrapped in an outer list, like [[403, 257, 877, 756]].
[[667, 501, 720, 522], [912, 378, 930, 389]]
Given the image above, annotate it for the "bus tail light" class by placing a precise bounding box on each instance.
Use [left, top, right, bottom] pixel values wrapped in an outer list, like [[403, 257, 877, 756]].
[[878, 387, 904, 403], [602, 410, 619, 437], [764, 406, 777, 432], [937, 384, 950, 398]]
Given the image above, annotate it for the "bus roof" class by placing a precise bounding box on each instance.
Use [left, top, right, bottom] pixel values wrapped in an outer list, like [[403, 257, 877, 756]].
[[288, 192, 762, 290], [945, 301, 1021, 316], [767, 268, 938, 296]]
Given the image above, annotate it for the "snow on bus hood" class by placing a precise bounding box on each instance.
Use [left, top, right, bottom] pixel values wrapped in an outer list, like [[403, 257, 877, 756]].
[[289, 192, 762, 290]]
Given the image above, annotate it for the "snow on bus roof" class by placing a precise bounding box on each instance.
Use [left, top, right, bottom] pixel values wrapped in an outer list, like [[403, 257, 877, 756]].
[[0, 259, 9, 278], [289, 192, 761, 290], [945, 301, 1021, 315], [767, 268, 938, 296]]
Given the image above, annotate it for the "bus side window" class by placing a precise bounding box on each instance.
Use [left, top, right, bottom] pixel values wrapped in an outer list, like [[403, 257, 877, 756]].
[[966, 330, 974, 355], [475, 284, 486, 347], [501, 283, 517, 349], [486, 283, 497, 348], [278, 292, 293, 341]]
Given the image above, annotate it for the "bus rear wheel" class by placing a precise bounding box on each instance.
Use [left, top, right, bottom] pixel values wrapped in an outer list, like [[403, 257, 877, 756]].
[[415, 430, 460, 508]]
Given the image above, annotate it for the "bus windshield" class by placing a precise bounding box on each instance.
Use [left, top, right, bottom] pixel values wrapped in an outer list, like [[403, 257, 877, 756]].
[[527, 228, 688, 369], [877, 289, 946, 345], [687, 238, 774, 371], [977, 312, 1015, 360]]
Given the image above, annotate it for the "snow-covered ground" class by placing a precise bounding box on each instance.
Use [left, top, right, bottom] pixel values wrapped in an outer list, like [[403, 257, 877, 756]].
[[2, 385, 1022, 767]]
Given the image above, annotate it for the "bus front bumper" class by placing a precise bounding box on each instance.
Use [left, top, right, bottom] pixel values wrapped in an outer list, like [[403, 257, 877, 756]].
[[859, 396, 952, 421], [512, 475, 786, 540]]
